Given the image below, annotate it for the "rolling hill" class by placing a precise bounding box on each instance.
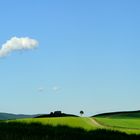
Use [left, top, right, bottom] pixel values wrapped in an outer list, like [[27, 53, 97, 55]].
[[0, 112, 37, 120], [10, 117, 96, 130], [93, 110, 140, 133], [94, 110, 140, 118]]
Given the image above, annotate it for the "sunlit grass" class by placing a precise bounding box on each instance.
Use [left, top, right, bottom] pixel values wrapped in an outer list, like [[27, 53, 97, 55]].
[[10, 117, 96, 130], [95, 117, 140, 134], [8, 116, 140, 134]]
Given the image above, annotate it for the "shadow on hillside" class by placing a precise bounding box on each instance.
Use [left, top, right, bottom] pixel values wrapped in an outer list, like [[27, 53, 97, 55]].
[[0, 122, 140, 140]]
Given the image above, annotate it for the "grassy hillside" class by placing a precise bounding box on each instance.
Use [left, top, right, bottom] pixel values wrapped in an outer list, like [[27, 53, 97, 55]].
[[93, 111, 140, 134], [1, 111, 140, 139], [95, 117, 140, 129], [1, 115, 140, 139], [94, 110, 140, 118], [11, 117, 96, 130], [1, 121, 140, 140], [8, 112, 140, 134]]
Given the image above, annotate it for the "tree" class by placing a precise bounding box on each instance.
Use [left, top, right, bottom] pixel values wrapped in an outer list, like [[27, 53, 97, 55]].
[[80, 110, 84, 116]]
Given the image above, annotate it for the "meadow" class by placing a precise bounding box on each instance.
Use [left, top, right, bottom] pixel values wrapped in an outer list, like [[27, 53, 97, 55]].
[[0, 121, 140, 140], [94, 111, 140, 134], [95, 117, 140, 129], [10, 117, 96, 130], [0, 112, 140, 139]]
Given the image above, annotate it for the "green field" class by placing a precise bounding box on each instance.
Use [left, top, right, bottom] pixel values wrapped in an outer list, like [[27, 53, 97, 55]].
[[1, 113, 140, 139], [8, 113, 140, 134], [95, 117, 140, 129], [10, 117, 96, 130], [94, 112, 140, 134]]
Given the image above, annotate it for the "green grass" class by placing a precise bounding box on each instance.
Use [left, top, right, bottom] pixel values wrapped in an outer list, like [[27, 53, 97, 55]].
[[2, 116, 140, 139], [93, 111, 140, 134], [10, 116, 140, 134], [1, 121, 140, 140], [95, 117, 140, 129], [9, 117, 96, 130], [6, 113, 140, 135], [94, 115, 140, 134]]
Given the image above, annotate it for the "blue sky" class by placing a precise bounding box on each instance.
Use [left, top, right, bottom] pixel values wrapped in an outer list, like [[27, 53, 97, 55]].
[[0, 0, 140, 116]]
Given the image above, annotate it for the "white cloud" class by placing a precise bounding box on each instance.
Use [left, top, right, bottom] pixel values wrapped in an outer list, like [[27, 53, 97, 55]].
[[0, 37, 38, 57], [37, 86, 62, 94], [52, 86, 62, 92]]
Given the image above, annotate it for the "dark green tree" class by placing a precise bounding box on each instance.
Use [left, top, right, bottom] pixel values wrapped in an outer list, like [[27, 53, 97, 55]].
[[80, 110, 84, 116]]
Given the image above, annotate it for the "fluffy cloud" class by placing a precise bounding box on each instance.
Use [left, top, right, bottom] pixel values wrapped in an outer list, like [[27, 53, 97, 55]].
[[0, 37, 38, 57]]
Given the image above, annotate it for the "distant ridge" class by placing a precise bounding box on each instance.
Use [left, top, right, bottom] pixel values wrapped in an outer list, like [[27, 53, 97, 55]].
[[0, 111, 78, 120], [0, 112, 37, 120], [93, 110, 140, 118]]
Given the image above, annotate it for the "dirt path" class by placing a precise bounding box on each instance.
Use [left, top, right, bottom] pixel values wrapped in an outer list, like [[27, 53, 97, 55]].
[[89, 118, 104, 128], [89, 118, 140, 131]]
